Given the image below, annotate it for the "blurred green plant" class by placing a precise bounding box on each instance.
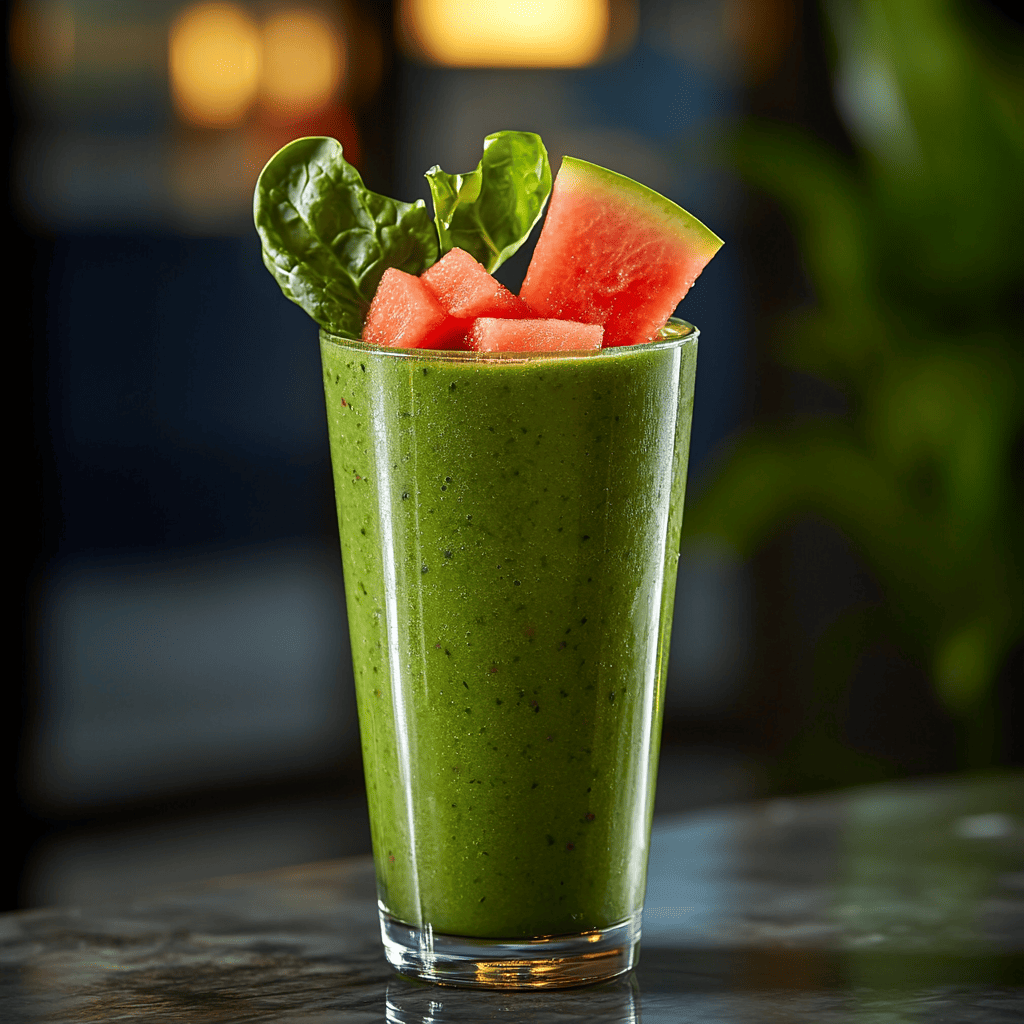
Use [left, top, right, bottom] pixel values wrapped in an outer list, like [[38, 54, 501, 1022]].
[[685, 0, 1023, 768]]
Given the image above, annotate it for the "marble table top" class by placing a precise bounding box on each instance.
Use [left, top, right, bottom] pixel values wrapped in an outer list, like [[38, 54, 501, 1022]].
[[2, 773, 1022, 1022]]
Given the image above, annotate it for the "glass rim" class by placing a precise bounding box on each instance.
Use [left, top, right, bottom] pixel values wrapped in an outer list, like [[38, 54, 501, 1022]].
[[319, 317, 698, 363]]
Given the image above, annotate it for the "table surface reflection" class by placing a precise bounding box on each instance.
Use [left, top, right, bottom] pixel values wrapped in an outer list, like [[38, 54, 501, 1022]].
[[2, 774, 1022, 1022]]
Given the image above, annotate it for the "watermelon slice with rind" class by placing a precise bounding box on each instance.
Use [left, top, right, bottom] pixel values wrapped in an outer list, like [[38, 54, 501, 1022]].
[[468, 317, 602, 353], [520, 157, 723, 347]]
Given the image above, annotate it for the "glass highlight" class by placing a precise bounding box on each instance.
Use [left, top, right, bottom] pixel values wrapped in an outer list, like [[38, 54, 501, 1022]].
[[320, 323, 698, 986]]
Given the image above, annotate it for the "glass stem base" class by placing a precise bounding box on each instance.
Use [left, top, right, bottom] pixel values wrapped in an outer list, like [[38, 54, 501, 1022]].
[[379, 909, 641, 989]]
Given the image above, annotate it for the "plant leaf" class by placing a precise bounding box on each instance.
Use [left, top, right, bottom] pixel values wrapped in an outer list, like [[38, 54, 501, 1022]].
[[425, 131, 552, 273], [729, 123, 872, 315], [254, 136, 439, 336]]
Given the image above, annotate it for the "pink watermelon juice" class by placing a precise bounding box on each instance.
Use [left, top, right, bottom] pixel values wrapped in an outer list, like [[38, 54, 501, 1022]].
[[321, 322, 697, 939]]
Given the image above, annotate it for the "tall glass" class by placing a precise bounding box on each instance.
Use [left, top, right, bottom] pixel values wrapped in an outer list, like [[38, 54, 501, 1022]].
[[320, 321, 698, 988]]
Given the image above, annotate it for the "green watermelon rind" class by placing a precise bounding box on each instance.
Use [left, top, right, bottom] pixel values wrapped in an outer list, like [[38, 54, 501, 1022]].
[[560, 156, 724, 259]]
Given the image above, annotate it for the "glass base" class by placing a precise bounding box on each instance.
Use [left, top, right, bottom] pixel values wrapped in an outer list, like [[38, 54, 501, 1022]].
[[379, 909, 641, 989]]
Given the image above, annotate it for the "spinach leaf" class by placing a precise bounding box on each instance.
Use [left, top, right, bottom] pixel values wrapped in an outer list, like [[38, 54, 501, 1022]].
[[425, 131, 552, 273], [254, 136, 439, 336]]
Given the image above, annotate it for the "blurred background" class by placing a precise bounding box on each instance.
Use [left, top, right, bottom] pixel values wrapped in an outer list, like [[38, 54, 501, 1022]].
[[9, 0, 1023, 911]]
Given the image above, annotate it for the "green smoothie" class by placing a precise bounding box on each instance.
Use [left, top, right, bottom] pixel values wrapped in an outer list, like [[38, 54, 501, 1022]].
[[320, 323, 697, 940]]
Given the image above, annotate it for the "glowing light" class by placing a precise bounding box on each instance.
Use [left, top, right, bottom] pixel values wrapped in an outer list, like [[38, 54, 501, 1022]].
[[260, 8, 345, 122], [169, 2, 261, 128], [400, 0, 610, 68]]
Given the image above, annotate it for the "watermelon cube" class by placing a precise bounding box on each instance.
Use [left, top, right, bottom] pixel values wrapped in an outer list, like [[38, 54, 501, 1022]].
[[520, 157, 723, 347], [421, 247, 535, 319], [362, 268, 469, 349], [468, 317, 603, 353]]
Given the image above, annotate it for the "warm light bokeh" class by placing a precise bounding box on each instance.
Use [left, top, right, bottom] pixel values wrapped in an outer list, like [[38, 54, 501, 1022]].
[[169, 2, 261, 128], [260, 8, 345, 122], [400, 0, 610, 68]]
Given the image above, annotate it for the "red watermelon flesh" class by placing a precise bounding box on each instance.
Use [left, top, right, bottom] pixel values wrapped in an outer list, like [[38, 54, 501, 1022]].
[[421, 247, 535, 319], [362, 268, 469, 349], [468, 317, 603, 353], [519, 157, 723, 347]]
